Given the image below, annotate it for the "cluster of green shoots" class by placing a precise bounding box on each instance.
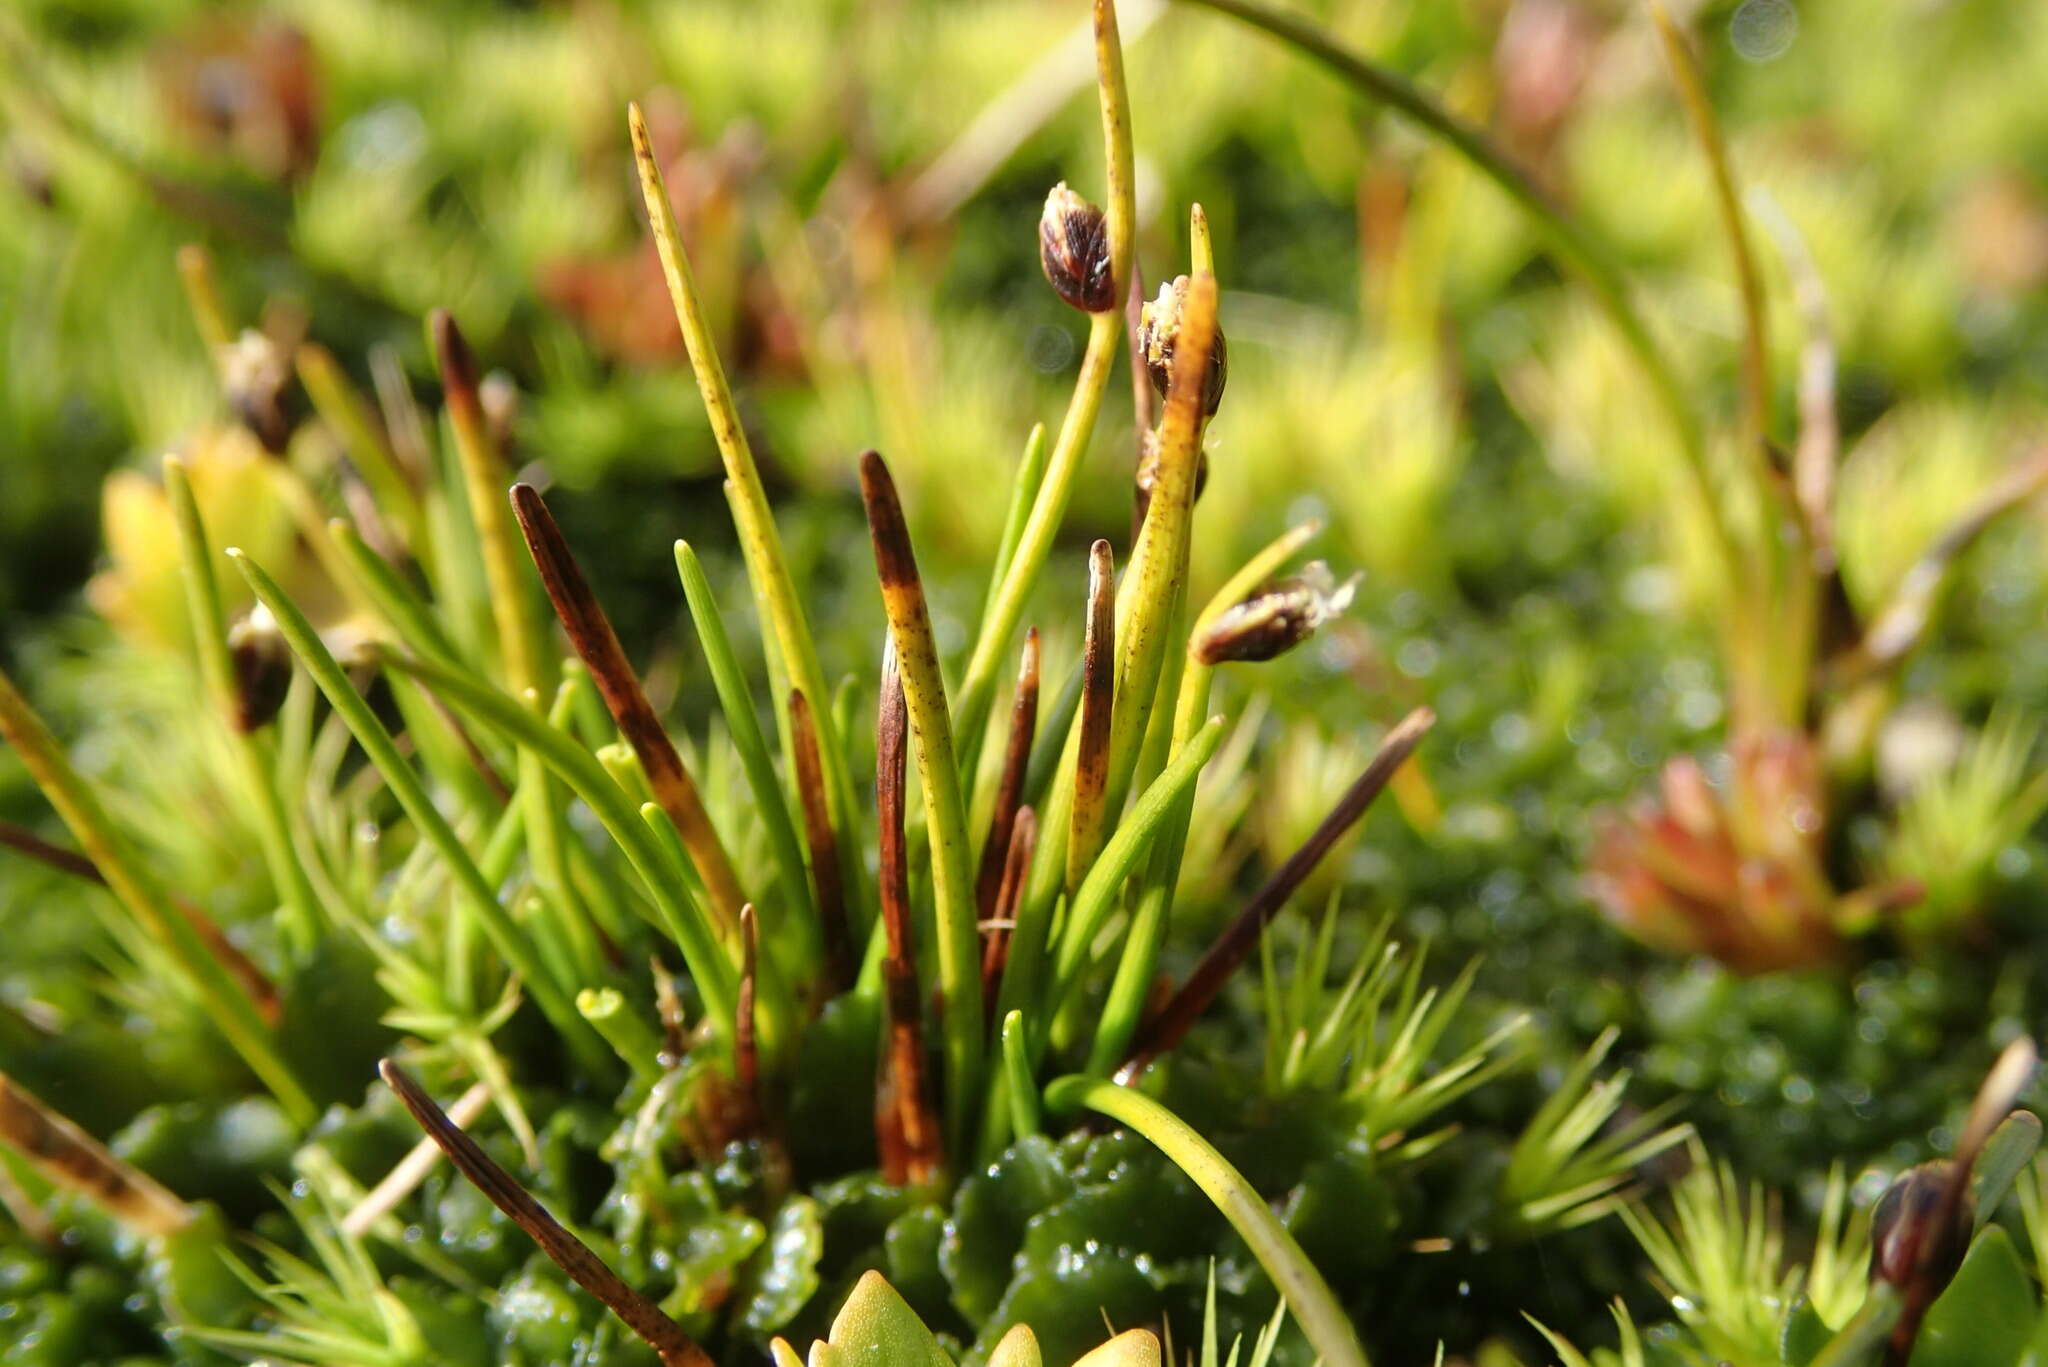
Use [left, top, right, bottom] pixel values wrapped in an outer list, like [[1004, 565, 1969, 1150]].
[[0, 2, 1642, 1362]]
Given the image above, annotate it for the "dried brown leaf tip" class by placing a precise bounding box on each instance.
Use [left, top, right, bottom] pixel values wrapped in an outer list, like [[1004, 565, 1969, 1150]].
[[0, 1073, 191, 1238], [1140, 275, 1228, 416], [1040, 182, 1114, 313], [1192, 562, 1360, 665], [430, 309, 485, 434], [511, 482, 748, 932], [379, 1059, 714, 1367]]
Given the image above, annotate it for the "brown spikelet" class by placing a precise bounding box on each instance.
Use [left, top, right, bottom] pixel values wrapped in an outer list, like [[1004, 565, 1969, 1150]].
[[875, 644, 942, 1186], [510, 483, 747, 933], [379, 1060, 715, 1367], [975, 630, 1040, 921], [788, 689, 853, 991], [0, 1073, 191, 1237], [1117, 707, 1435, 1083]]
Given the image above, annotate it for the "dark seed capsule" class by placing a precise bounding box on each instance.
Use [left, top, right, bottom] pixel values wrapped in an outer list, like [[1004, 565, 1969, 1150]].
[[1039, 182, 1114, 313], [1192, 562, 1358, 665], [227, 606, 292, 731], [222, 329, 296, 455], [1139, 276, 1228, 417], [1869, 1160, 1969, 1290]]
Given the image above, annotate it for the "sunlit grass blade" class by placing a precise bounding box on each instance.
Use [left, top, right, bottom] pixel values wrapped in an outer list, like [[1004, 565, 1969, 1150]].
[[512, 483, 748, 932], [327, 516, 463, 669], [230, 549, 612, 1073], [675, 541, 813, 936], [1043, 1077, 1369, 1367], [164, 454, 325, 958], [629, 101, 863, 921], [1050, 715, 1227, 1001], [952, 0, 1137, 753], [374, 644, 737, 1031], [859, 449, 983, 1148]]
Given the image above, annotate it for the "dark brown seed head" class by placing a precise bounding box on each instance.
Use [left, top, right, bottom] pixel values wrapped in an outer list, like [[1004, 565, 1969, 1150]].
[[227, 605, 292, 731], [1040, 182, 1114, 313], [1192, 562, 1359, 666], [1139, 276, 1228, 416], [222, 329, 295, 454], [1870, 1160, 1968, 1290]]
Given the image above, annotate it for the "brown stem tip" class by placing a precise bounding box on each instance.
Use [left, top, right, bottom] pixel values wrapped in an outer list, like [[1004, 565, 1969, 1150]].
[[379, 1059, 714, 1367], [1117, 705, 1435, 1083]]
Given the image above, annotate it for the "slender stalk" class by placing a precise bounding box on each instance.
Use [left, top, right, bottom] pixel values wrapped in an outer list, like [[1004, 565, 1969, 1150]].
[[1068, 541, 1117, 893], [977, 630, 1041, 920], [378, 644, 737, 1032], [328, 518, 464, 669], [675, 542, 812, 933], [1836, 446, 2048, 686], [164, 455, 324, 959], [0, 1074, 193, 1237], [1652, 7, 1770, 464], [1103, 274, 1217, 818], [875, 650, 943, 1185], [952, 0, 1138, 751], [1177, 0, 1728, 572], [1049, 717, 1227, 1002], [979, 425, 1050, 640], [860, 451, 982, 1149], [0, 664, 313, 1125], [379, 1061, 715, 1367], [433, 314, 574, 952], [1088, 523, 1324, 1072], [1118, 707, 1434, 1083], [629, 103, 864, 922], [512, 485, 747, 933], [231, 551, 612, 1073], [1043, 1077, 1369, 1367], [434, 313, 539, 694], [788, 689, 853, 991]]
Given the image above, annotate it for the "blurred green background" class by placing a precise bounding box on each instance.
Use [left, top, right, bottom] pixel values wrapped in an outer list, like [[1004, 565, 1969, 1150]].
[[5, 0, 2048, 1215]]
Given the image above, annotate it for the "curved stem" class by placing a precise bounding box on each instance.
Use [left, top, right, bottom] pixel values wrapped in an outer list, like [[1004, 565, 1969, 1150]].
[[1176, 0, 1730, 573], [1043, 1077, 1369, 1367]]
